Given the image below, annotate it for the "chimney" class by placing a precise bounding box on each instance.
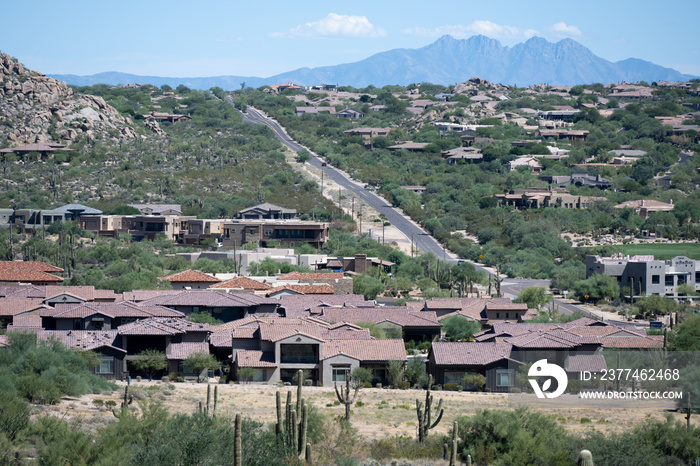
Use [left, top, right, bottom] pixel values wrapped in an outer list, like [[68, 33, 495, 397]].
[[354, 254, 367, 274]]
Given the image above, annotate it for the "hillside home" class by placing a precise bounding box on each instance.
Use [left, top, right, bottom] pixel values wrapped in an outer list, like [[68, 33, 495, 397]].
[[337, 108, 365, 119]]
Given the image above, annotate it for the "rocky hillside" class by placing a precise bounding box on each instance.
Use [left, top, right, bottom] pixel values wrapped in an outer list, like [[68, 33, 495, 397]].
[[0, 53, 139, 147]]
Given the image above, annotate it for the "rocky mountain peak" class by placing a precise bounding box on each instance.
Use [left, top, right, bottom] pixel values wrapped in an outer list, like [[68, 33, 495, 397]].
[[0, 53, 139, 147]]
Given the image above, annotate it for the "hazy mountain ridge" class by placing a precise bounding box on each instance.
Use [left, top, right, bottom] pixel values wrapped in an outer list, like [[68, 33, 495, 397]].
[[49, 35, 697, 89]]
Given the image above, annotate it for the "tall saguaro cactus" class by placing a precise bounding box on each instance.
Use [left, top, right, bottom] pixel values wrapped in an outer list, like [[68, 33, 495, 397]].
[[335, 375, 360, 421], [449, 420, 459, 466], [233, 413, 242, 466], [275, 370, 310, 456], [416, 374, 444, 442]]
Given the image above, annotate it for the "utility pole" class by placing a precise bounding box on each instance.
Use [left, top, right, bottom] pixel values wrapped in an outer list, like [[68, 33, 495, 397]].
[[382, 223, 385, 245], [338, 188, 341, 211], [351, 197, 355, 220]]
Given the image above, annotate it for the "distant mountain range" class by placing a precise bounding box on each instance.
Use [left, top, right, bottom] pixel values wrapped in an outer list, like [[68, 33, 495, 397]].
[[50, 35, 697, 90]]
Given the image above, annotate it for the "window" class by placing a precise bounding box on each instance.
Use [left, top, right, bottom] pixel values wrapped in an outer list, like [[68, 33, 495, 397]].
[[73, 319, 82, 330], [495, 312, 500, 319], [652, 275, 660, 284], [264, 229, 273, 236], [280, 344, 319, 364], [97, 357, 114, 374], [678, 275, 687, 285], [496, 369, 514, 387], [332, 365, 350, 382], [665, 276, 674, 286], [249, 229, 256, 235], [505, 313, 509, 319]]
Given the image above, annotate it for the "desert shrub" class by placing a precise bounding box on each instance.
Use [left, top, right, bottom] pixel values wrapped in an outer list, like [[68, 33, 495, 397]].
[[0, 392, 30, 441], [397, 381, 411, 390], [443, 382, 462, 391], [369, 435, 445, 462]]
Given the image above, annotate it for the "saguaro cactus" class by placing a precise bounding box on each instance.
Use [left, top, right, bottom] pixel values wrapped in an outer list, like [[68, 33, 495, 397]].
[[234, 413, 242, 466], [577, 449, 594, 466], [275, 370, 309, 456], [416, 374, 444, 442], [334, 375, 359, 421], [449, 420, 459, 466], [112, 385, 132, 419]]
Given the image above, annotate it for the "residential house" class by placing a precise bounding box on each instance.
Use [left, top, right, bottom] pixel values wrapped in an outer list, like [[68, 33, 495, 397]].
[[139, 290, 280, 321], [220, 219, 329, 248], [343, 127, 392, 139], [316, 254, 394, 274], [145, 112, 191, 123], [441, 147, 483, 164], [315, 306, 442, 342], [412, 297, 534, 325], [586, 254, 700, 298], [295, 106, 336, 116], [160, 269, 222, 290], [31, 330, 127, 379], [613, 199, 674, 219], [337, 108, 365, 119], [540, 174, 612, 189], [506, 156, 542, 174], [236, 203, 298, 220], [118, 317, 212, 378], [221, 317, 406, 386], [387, 142, 430, 152], [128, 204, 183, 216], [40, 301, 184, 331], [0, 261, 64, 285]]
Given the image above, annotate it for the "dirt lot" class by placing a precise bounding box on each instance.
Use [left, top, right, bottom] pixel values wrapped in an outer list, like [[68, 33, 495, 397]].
[[45, 381, 694, 440]]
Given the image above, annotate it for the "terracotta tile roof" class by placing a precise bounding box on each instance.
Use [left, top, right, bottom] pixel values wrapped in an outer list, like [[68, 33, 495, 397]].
[[321, 327, 372, 340], [504, 330, 591, 349], [117, 317, 211, 336], [45, 285, 95, 301], [258, 322, 326, 342], [0, 261, 64, 273], [0, 298, 46, 316], [278, 294, 372, 313], [565, 355, 607, 373], [236, 350, 276, 368], [27, 329, 124, 352], [0, 270, 64, 283], [599, 335, 664, 349], [52, 302, 184, 319], [318, 307, 442, 328], [161, 270, 221, 283], [323, 339, 407, 361], [430, 342, 515, 366], [121, 290, 182, 302], [266, 284, 335, 296], [168, 342, 209, 360], [140, 290, 277, 308], [210, 277, 272, 290], [209, 326, 259, 347], [277, 272, 345, 280], [9, 315, 42, 329]]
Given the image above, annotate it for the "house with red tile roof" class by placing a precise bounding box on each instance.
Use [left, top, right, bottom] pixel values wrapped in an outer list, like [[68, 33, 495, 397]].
[[117, 317, 212, 377], [0, 261, 65, 285], [222, 315, 406, 386], [160, 269, 222, 290], [209, 276, 273, 292], [41, 301, 184, 331], [139, 290, 279, 321]]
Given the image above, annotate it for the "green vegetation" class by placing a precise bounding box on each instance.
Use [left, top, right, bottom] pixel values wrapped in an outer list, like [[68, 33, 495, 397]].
[[0, 332, 114, 405]]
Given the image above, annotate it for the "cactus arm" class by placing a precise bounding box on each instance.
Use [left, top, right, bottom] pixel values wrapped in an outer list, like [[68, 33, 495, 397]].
[[429, 398, 444, 429]]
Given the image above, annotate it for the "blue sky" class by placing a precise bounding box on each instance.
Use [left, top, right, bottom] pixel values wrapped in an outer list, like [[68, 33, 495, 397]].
[[3, 0, 699, 79]]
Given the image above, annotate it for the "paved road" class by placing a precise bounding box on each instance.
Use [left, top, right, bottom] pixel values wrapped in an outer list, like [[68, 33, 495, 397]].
[[231, 103, 637, 323], [234, 104, 453, 260]]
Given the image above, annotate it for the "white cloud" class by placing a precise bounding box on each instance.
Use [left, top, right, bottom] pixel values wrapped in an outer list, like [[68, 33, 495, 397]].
[[271, 13, 386, 39], [402, 21, 538, 41], [549, 22, 582, 37]]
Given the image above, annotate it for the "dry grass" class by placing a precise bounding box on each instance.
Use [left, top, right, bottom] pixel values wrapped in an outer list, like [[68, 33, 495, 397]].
[[46, 380, 696, 441]]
